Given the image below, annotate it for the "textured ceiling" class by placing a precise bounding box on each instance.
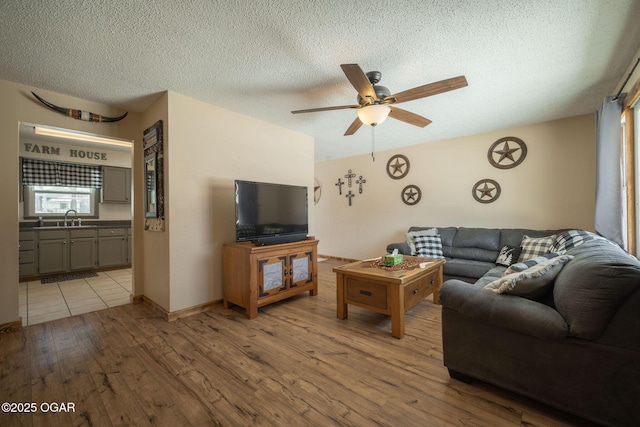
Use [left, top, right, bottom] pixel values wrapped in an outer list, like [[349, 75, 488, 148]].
[[1, 0, 640, 161]]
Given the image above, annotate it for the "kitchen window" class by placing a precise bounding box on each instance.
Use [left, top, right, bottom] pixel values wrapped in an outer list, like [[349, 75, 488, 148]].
[[21, 158, 102, 219], [23, 185, 99, 218]]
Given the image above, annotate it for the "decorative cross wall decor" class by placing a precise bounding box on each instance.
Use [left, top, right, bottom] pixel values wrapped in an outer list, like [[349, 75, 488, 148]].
[[345, 190, 355, 206], [336, 169, 367, 206], [344, 169, 356, 187], [356, 176, 366, 194]]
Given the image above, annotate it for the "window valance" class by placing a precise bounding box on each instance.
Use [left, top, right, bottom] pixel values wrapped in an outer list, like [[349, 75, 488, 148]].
[[22, 158, 102, 188]]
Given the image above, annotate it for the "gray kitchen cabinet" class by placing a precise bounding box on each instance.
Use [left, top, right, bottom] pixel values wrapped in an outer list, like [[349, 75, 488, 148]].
[[38, 229, 68, 274], [69, 228, 97, 271], [19, 231, 37, 277], [98, 228, 127, 267], [19, 226, 131, 279], [102, 166, 131, 203]]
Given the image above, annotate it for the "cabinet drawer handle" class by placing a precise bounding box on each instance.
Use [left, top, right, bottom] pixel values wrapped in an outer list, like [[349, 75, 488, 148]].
[[359, 290, 372, 296], [412, 289, 418, 295], [430, 280, 435, 284]]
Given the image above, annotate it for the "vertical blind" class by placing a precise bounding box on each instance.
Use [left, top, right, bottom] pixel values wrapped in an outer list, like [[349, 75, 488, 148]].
[[22, 158, 103, 188]]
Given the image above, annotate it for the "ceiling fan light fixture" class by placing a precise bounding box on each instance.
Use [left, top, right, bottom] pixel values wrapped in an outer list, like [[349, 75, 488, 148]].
[[357, 104, 391, 126]]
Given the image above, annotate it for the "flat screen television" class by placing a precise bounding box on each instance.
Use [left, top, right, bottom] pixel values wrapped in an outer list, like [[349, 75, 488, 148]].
[[235, 180, 308, 245]]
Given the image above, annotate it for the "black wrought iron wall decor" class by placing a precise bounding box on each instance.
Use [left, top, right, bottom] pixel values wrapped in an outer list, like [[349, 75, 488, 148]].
[[488, 136, 527, 169], [401, 185, 422, 205], [387, 154, 410, 179], [356, 175, 366, 193], [314, 178, 321, 205], [472, 179, 501, 203], [337, 169, 366, 206], [143, 120, 165, 231], [344, 169, 356, 186]]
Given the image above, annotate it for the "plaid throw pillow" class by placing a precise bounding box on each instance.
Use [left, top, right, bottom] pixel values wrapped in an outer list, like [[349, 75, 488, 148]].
[[518, 234, 556, 262], [414, 235, 444, 259], [550, 230, 598, 254], [405, 228, 438, 255]]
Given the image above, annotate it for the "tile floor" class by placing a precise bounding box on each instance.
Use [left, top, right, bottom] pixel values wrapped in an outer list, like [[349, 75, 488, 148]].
[[19, 268, 132, 326]]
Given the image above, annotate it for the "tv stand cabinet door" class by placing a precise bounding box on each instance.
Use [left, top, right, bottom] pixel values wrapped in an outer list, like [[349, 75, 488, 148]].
[[288, 250, 315, 289], [257, 255, 288, 298]]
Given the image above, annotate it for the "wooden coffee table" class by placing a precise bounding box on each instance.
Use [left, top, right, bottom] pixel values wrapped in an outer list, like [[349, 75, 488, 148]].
[[334, 256, 445, 339]]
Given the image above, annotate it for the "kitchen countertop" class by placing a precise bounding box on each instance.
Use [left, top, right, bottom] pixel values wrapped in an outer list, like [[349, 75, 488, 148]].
[[19, 220, 131, 231]]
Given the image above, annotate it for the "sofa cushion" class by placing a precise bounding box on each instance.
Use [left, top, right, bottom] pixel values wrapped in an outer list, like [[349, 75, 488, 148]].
[[447, 227, 501, 263], [519, 234, 556, 261], [475, 265, 508, 287], [554, 239, 640, 340], [444, 258, 495, 280], [405, 227, 438, 255], [414, 234, 444, 258], [439, 280, 569, 340], [453, 227, 501, 251], [485, 255, 573, 299]]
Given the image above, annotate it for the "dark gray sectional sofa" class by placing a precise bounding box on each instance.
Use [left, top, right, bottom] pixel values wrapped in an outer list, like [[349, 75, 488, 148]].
[[386, 226, 562, 282], [388, 226, 640, 426]]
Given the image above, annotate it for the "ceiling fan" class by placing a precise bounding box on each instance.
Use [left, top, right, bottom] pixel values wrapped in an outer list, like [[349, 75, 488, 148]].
[[291, 64, 468, 136]]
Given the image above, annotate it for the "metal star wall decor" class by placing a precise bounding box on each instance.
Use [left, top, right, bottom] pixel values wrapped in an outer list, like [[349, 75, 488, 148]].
[[488, 137, 527, 169], [473, 179, 501, 203], [386, 154, 410, 179], [401, 185, 422, 205]]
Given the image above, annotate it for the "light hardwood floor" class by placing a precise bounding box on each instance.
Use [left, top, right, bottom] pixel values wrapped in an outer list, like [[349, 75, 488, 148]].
[[0, 259, 597, 426]]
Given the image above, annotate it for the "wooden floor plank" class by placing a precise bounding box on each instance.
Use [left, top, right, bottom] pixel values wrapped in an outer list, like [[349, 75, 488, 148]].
[[0, 259, 599, 427]]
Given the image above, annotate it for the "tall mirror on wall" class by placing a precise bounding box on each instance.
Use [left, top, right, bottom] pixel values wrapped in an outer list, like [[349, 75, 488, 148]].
[[144, 153, 157, 218]]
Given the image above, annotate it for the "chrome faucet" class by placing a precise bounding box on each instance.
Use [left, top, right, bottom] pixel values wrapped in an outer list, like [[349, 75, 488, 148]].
[[64, 209, 77, 227]]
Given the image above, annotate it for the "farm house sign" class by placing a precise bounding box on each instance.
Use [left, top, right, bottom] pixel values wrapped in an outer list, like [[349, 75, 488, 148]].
[[23, 142, 108, 161]]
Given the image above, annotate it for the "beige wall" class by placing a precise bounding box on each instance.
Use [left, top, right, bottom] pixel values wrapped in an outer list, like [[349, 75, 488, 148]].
[[137, 93, 170, 309], [0, 79, 135, 325], [314, 114, 596, 260], [0, 81, 314, 325], [165, 91, 314, 312]]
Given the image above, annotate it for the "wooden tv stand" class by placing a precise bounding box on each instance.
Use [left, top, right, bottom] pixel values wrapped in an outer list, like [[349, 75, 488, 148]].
[[222, 239, 319, 319]]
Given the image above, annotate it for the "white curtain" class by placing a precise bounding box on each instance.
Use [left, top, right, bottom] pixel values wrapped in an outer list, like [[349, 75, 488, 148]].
[[595, 95, 626, 248]]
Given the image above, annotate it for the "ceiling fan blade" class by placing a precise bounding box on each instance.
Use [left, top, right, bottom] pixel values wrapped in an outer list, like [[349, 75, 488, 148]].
[[344, 117, 363, 136], [389, 106, 432, 127], [386, 75, 468, 104], [291, 104, 359, 114], [341, 64, 377, 102]]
